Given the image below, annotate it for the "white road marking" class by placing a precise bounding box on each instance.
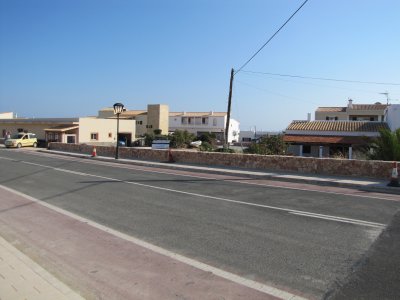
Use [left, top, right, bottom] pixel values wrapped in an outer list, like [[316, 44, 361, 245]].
[[7, 150, 400, 202], [0, 184, 309, 300], [5, 158, 386, 229], [289, 211, 384, 227]]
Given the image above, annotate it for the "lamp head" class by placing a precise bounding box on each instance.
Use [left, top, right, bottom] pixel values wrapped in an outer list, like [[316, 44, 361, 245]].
[[113, 103, 125, 115]]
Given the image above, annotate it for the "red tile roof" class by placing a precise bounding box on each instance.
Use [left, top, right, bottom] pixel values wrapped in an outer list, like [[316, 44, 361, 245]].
[[316, 107, 346, 112], [316, 104, 387, 112], [286, 121, 389, 132], [283, 135, 372, 145], [350, 104, 387, 110]]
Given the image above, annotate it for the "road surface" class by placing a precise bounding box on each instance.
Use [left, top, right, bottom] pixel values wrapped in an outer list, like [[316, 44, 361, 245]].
[[0, 148, 399, 299]]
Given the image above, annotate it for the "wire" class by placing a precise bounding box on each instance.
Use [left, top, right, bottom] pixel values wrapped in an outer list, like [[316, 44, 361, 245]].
[[235, 0, 309, 75], [235, 79, 320, 105], [241, 70, 400, 86], [240, 71, 385, 94]]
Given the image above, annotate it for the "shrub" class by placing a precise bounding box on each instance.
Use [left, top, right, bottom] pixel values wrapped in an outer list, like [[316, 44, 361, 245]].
[[169, 130, 196, 148], [368, 128, 400, 161], [245, 134, 287, 155]]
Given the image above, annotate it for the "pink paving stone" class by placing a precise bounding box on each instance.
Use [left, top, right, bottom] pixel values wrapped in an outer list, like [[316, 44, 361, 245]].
[[0, 186, 288, 300]]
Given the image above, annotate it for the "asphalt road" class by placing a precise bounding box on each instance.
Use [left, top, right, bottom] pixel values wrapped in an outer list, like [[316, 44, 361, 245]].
[[1, 148, 400, 299]]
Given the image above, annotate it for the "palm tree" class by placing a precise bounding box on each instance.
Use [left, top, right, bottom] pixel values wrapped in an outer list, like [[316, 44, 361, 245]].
[[369, 128, 400, 161]]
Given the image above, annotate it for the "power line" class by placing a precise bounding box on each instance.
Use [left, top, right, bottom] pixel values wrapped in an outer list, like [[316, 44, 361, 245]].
[[241, 70, 400, 86], [235, 0, 309, 75]]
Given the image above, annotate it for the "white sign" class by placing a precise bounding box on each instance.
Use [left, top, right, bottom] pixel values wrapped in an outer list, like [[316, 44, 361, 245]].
[[152, 140, 170, 150]]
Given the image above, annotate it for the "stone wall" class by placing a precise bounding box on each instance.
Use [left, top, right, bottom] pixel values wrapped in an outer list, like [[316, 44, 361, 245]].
[[48, 143, 397, 180]]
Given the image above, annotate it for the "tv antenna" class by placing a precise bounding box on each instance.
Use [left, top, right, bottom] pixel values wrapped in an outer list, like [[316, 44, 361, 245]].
[[379, 91, 390, 105]]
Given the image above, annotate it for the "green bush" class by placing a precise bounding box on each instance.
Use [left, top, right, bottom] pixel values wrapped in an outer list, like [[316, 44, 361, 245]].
[[368, 128, 400, 161], [144, 133, 154, 147], [199, 142, 214, 152], [169, 130, 196, 148], [245, 134, 287, 155], [214, 147, 235, 153]]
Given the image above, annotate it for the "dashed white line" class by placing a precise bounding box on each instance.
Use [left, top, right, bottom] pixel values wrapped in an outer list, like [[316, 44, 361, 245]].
[[5, 158, 386, 229], [6, 150, 399, 202], [0, 184, 309, 300]]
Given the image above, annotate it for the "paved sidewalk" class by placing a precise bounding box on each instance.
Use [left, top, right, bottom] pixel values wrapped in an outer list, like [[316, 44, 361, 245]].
[[39, 148, 400, 194], [0, 185, 289, 300], [0, 236, 84, 300]]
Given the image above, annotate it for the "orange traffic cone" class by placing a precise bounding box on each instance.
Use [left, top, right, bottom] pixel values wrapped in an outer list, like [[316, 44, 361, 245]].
[[388, 161, 399, 187], [91, 146, 97, 157]]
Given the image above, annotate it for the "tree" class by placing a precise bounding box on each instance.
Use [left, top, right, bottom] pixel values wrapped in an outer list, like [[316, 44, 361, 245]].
[[169, 130, 196, 148], [144, 133, 154, 147], [245, 134, 288, 155], [368, 128, 400, 161], [153, 129, 162, 135]]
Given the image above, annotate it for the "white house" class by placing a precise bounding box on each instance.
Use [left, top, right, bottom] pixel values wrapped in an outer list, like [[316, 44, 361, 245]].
[[239, 130, 282, 142], [386, 104, 400, 131], [169, 112, 240, 143], [284, 100, 393, 158]]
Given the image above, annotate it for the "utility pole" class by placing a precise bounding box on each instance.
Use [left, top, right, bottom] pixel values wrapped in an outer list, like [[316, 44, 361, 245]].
[[224, 68, 234, 148]]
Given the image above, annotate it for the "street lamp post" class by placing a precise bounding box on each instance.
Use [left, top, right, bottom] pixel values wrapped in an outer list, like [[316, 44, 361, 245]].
[[113, 102, 125, 159]]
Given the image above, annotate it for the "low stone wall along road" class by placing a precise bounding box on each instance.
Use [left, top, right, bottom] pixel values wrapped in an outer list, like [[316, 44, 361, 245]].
[[0, 148, 399, 299]]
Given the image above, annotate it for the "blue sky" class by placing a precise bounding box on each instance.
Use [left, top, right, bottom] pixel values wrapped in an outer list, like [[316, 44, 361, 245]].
[[1, 0, 399, 131]]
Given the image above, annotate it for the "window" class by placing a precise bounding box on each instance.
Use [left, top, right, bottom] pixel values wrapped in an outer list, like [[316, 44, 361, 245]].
[[202, 117, 208, 125], [303, 145, 311, 154], [188, 117, 193, 124], [54, 133, 59, 141], [108, 132, 112, 138], [136, 121, 143, 125], [90, 133, 98, 140], [213, 118, 217, 126], [181, 117, 188, 125]]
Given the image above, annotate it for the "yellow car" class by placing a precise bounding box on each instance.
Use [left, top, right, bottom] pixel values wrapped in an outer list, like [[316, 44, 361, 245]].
[[5, 133, 38, 148]]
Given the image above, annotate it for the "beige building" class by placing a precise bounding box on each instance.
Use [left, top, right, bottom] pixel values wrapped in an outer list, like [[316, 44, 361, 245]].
[[147, 104, 169, 135], [98, 104, 169, 137], [45, 124, 79, 144], [78, 117, 136, 146], [0, 112, 13, 119], [315, 99, 387, 121], [0, 117, 79, 141]]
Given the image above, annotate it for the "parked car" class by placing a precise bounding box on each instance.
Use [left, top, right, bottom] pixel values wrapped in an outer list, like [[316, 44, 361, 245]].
[[5, 133, 38, 148]]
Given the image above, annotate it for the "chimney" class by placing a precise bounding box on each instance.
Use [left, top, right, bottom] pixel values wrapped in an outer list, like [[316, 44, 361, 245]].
[[348, 98, 353, 109], [307, 113, 311, 121], [210, 111, 214, 116]]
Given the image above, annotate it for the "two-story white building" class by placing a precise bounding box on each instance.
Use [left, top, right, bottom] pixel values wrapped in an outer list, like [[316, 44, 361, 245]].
[[169, 111, 240, 143], [386, 104, 400, 131]]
